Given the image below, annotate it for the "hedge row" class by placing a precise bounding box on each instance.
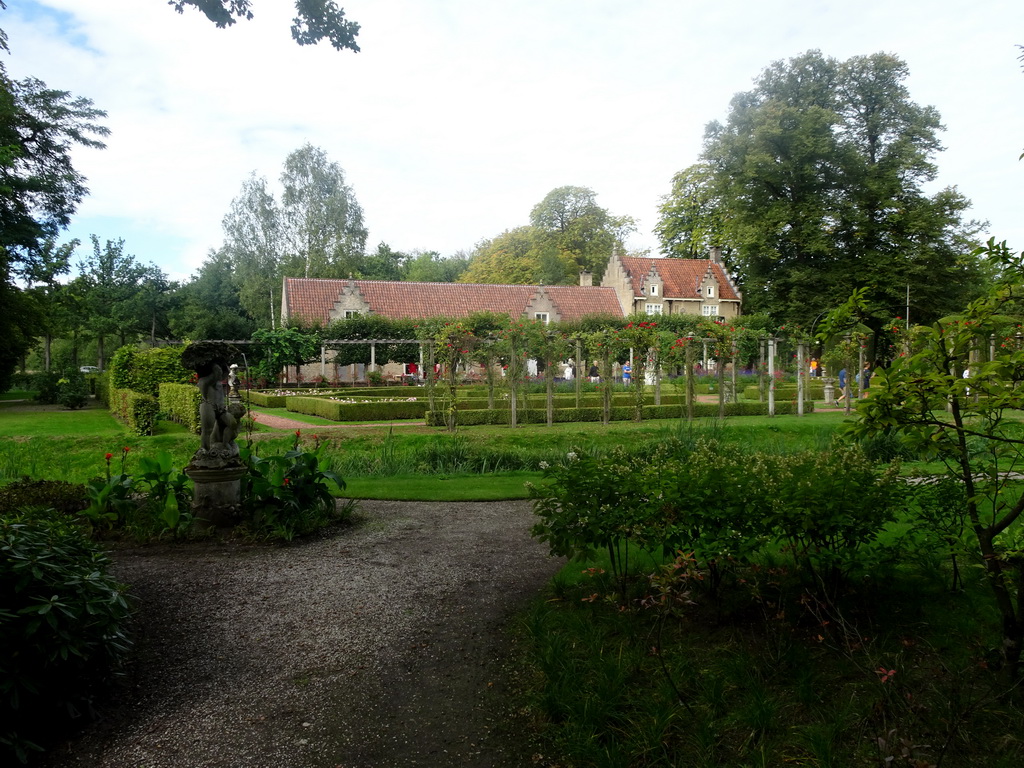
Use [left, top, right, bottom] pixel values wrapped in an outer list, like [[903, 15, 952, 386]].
[[426, 400, 814, 426], [243, 391, 289, 408], [742, 384, 827, 400], [159, 383, 202, 434], [108, 346, 191, 397], [108, 388, 160, 436], [286, 396, 429, 421]]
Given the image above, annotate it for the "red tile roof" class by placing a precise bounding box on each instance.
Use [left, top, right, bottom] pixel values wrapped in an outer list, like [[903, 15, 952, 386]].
[[619, 257, 740, 301], [284, 278, 625, 324]]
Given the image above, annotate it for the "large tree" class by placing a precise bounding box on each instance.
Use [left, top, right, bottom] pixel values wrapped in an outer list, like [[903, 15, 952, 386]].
[[0, 25, 108, 388], [462, 186, 633, 286], [168, 0, 360, 51], [659, 51, 986, 331], [529, 185, 634, 282], [218, 145, 367, 327]]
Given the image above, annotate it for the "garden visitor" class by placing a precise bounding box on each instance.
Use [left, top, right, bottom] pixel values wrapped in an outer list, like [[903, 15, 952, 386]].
[[837, 368, 847, 402], [622, 362, 631, 384], [861, 362, 873, 397], [589, 363, 599, 383]]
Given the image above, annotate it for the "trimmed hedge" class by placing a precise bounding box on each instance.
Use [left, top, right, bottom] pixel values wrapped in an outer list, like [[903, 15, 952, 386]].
[[743, 384, 826, 400], [159, 383, 202, 434], [109, 346, 191, 397], [286, 396, 429, 421], [243, 391, 289, 408], [109, 388, 159, 435], [426, 400, 814, 426]]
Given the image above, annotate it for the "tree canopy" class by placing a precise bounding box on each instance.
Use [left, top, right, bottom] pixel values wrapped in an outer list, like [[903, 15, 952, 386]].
[[219, 144, 367, 327], [0, 48, 109, 388], [658, 51, 987, 333], [461, 186, 634, 286], [168, 0, 360, 51]]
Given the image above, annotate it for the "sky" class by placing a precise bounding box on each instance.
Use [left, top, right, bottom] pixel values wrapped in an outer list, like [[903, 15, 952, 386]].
[[5, 0, 1023, 283]]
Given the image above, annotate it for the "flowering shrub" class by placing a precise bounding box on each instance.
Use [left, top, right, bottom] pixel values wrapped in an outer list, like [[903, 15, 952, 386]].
[[531, 439, 900, 601]]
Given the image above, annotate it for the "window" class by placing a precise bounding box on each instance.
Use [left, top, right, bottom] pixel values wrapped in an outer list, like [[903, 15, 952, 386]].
[[706, 285, 715, 297], [650, 284, 659, 297], [344, 310, 360, 318], [534, 312, 550, 324], [646, 303, 663, 316], [701, 304, 719, 317]]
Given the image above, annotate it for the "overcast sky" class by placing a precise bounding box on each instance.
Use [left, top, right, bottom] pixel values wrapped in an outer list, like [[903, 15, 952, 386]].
[[6, 0, 1023, 282]]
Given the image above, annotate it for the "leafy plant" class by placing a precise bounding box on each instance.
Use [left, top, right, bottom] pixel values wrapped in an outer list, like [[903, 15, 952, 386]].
[[81, 448, 136, 529], [132, 450, 193, 534], [240, 430, 347, 540], [0, 515, 132, 764]]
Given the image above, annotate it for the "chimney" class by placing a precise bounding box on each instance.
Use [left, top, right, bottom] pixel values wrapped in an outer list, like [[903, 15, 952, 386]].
[[579, 270, 593, 287], [709, 246, 722, 264]]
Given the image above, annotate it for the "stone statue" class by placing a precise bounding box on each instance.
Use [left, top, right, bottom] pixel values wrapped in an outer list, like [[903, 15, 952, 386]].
[[198, 364, 243, 457], [228, 363, 241, 399]]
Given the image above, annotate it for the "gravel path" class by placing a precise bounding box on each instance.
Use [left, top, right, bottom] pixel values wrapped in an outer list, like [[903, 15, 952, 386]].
[[41, 500, 563, 768]]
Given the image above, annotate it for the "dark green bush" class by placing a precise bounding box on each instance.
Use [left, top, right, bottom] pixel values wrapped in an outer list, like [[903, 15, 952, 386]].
[[0, 479, 87, 519], [0, 516, 132, 763]]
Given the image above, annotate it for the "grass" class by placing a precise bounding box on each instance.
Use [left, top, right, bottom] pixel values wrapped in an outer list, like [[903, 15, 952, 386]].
[[518, 546, 1024, 767], [343, 471, 538, 500]]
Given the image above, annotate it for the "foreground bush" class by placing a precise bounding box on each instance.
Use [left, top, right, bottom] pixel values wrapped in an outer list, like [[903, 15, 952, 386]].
[[0, 514, 132, 763]]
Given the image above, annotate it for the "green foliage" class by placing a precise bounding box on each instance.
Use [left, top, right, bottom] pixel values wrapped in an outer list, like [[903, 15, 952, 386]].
[[108, 388, 159, 435], [250, 327, 320, 385], [531, 438, 896, 598], [240, 432, 347, 540], [132, 451, 193, 534], [851, 248, 1024, 678], [158, 382, 202, 434], [0, 516, 132, 764]]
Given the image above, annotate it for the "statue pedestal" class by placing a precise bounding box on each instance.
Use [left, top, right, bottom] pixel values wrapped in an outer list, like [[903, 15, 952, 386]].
[[185, 461, 246, 529]]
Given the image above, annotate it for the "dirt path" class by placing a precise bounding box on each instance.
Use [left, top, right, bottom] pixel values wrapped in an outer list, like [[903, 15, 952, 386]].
[[41, 500, 563, 768]]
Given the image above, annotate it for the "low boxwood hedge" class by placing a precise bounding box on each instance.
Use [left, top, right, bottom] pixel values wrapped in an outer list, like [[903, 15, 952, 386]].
[[426, 400, 813, 426], [286, 396, 429, 421]]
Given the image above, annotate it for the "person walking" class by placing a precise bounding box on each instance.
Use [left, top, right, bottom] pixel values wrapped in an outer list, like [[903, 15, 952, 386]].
[[860, 362, 873, 398]]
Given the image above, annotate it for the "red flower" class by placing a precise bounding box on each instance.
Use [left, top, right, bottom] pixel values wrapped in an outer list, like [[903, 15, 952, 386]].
[[295, 429, 301, 438], [282, 478, 290, 485], [123, 446, 130, 453], [105, 453, 113, 461]]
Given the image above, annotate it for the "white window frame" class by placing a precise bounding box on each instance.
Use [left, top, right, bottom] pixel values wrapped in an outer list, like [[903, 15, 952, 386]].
[[646, 303, 663, 316], [650, 284, 659, 297], [701, 304, 719, 317], [534, 312, 550, 324], [706, 285, 715, 297], [344, 310, 360, 318]]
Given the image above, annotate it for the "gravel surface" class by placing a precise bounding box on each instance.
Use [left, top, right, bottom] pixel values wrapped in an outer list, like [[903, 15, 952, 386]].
[[40, 500, 563, 768]]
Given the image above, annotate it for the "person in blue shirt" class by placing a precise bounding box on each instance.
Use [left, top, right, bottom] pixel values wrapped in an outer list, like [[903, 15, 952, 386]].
[[837, 368, 847, 402], [622, 362, 632, 384]]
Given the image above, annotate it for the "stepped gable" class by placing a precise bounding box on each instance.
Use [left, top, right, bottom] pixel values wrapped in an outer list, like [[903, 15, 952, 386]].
[[618, 256, 739, 301], [283, 277, 350, 324]]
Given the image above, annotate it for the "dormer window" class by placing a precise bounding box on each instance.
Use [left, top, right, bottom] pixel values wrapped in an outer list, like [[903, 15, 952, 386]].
[[535, 312, 550, 324], [706, 285, 715, 298], [650, 284, 659, 297]]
